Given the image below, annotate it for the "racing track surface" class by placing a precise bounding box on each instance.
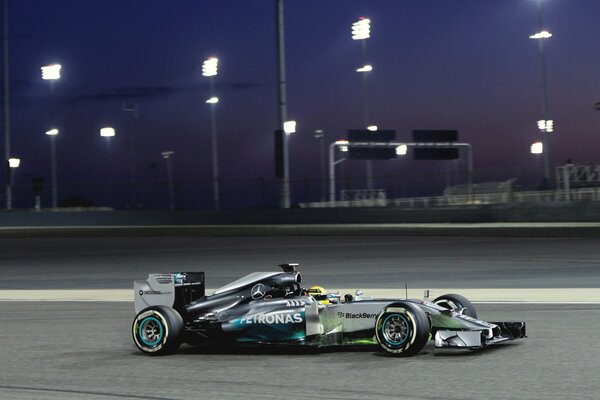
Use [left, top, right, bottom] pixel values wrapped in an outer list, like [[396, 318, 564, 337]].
[[1, 234, 600, 289], [1, 229, 599, 399], [1, 302, 598, 400]]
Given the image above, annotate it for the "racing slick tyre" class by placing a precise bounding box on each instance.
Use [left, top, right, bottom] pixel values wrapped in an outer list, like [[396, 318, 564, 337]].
[[132, 305, 184, 356], [375, 302, 430, 357], [433, 293, 477, 319]]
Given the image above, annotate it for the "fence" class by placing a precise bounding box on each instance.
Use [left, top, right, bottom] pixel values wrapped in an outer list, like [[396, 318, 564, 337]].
[[4, 164, 598, 210]]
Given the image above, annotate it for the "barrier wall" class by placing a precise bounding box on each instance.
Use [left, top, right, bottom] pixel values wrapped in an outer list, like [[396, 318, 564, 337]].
[[2, 202, 600, 227]]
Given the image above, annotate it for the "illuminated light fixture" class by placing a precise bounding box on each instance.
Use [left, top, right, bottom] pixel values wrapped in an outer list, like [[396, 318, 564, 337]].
[[283, 120, 296, 135], [367, 125, 378, 131], [396, 145, 408, 156], [202, 57, 219, 77], [352, 17, 371, 40], [41, 64, 61, 80], [356, 65, 373, 73], [161, 151, 174, 159], [537, 119, 554, 133], [530, 141, 543, 154], [206, 97, 219, 104], [336, 140, 350, 152], [100, 127, 116, 137], [45, 128, 59, 136], [529, 31, 552, 40], [8, 158, 20, 168]]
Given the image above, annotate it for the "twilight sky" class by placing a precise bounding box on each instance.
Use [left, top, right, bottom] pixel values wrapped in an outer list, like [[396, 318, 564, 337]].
[[3, 0, 600, 208]]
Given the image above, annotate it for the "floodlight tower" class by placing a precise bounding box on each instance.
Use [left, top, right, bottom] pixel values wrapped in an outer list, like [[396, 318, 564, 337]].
[[41, 63, 61, 208], [100, 127, 115, 207], [45, 129, 59, 208], [529, 0, 552, 188], [7, 157, 19, 207], [276, 0, 291, 209], [352, 17, 375, 190], [202, 56, 220, 210]]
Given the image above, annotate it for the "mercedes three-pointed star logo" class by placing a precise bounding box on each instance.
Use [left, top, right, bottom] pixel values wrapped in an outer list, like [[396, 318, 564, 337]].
[[251, 283, 266, 299]]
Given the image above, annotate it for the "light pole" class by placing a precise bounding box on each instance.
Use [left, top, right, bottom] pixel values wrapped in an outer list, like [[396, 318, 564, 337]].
[[100, 127, 115, 207], [529, 0, 552, 188], [314, 129, 327, 201], [122, 100, 138, 208], [3, 0, 11, 210], [352, 17, 374, 191], [202, 56, 220, 210], [45, 129, 59, 208], [276, 0, 290, 209], [7, 157, 19, 207], [41, 64, 61, 208], [161, 151, 175, 210], [530, 141, 544, 188]]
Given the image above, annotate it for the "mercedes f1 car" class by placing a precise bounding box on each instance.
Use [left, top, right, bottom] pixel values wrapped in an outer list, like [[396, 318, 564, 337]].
[[132, 264, 526, 356]]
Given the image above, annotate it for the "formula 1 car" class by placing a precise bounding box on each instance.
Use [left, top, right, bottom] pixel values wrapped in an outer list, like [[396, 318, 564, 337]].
[[132, 264, 526, 356]]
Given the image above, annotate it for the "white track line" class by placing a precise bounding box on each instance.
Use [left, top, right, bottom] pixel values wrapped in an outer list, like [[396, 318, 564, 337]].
[[1, 288, 599, 303], [2, 222, 600, 230]]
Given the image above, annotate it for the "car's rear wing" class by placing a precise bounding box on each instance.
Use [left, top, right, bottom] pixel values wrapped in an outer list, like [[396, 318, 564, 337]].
[[134, 272, 205, 314]]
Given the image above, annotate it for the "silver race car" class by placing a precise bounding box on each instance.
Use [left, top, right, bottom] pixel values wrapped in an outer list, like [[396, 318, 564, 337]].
[[132, 264, 526, 356]]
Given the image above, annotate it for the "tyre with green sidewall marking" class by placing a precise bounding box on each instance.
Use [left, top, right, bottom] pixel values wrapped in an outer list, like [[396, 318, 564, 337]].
[[375, 301, 430, 357], [132, 305, 183, 355], [433, 293, 477, 319]]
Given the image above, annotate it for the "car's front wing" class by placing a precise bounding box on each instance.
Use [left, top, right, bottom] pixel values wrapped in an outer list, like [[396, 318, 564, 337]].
[[434, 321, 526, 349]]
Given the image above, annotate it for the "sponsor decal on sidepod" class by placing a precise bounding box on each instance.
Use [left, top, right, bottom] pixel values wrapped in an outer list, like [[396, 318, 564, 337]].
[[241, 312, 303, 325], [338, 312, 378, 319]]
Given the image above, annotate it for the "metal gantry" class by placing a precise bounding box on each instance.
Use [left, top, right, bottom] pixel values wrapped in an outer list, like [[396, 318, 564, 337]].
[[328, 141, 474, 204]]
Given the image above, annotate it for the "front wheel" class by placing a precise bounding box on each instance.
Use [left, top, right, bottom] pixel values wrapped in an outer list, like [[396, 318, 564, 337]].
[[433, 293, 477, 319], [132, 305, 183, 355], [375, 302, 430, 356]]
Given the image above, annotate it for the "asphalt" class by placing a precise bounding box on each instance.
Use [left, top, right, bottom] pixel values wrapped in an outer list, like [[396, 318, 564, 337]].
[[0, 234, 599, 289], [0, 302, 598, 400]]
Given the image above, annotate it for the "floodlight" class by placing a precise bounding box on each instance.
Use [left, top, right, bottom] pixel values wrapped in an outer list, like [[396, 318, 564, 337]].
[[41, 64, 61, 80], [530, 141, 543, 154], [100, 127, 116, 137]]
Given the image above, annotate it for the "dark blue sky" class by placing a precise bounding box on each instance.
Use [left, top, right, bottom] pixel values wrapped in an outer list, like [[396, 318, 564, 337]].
[[4, 0, 600, 207]]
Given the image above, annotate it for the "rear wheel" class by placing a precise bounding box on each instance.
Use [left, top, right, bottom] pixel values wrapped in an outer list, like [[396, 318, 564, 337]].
[[132, 306, 183, 355], [433, 294, 477, 318], [375, 302, 430, 356]]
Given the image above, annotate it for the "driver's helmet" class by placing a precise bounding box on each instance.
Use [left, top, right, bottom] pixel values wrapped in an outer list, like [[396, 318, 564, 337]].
[[308, 286, 329, 305]]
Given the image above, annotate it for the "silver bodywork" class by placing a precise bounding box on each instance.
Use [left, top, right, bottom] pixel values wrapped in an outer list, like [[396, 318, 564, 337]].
[[212, 272, 280, 295]]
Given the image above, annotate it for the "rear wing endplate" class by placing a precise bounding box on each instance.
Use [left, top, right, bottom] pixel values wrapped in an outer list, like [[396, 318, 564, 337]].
[[134, 272, 205, 314]]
